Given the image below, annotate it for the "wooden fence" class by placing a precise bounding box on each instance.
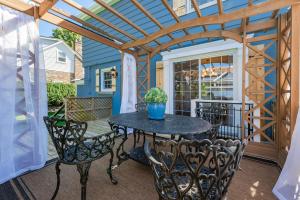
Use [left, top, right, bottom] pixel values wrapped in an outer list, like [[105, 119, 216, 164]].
[[65, 97, 112, 121]]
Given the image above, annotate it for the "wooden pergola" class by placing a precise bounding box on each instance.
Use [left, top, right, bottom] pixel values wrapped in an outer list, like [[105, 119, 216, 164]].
[[1, 0, 300, 167]]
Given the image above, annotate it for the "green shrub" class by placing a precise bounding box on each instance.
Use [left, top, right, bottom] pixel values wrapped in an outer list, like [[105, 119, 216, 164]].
[[47, 82, 76, 106], [144, 87, 168, 104]]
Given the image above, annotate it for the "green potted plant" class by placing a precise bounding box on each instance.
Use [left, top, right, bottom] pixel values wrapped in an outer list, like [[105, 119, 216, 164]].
[[144, 87, 168, 120]]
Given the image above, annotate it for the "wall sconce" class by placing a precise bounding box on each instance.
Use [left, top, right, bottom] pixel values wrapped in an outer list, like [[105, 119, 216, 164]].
[[110, 67, 118, 78]]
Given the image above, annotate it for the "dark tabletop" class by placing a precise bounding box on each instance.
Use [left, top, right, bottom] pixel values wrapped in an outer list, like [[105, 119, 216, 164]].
[[108, 112, 211, 135]]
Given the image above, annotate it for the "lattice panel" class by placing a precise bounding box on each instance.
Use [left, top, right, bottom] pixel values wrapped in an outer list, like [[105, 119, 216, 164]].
[[278, 12, 292, 165], [243, 37, 278, 151], [136, 54, 150, 103], [65, 97, 112, 121]]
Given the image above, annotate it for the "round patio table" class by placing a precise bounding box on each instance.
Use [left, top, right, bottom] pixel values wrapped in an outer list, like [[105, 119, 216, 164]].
[[109, 112, 211, 135], [108, 112, 211, 166]]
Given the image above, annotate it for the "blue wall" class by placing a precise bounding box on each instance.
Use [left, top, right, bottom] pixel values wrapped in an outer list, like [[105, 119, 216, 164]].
[[78, 0, 283, 115]]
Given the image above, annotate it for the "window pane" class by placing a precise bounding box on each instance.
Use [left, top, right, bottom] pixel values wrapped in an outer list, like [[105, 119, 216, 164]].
[[58, 51, 66, 62], [200, 55, 233, 101], [173, 59, 199, 116]]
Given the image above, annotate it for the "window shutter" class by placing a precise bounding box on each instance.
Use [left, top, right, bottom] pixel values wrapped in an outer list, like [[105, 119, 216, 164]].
[[156, 61, 164, 89], [96, 69, 100, 93]]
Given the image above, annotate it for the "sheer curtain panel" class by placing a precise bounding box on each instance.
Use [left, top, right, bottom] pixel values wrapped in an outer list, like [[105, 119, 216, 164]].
[[0, 5, 48, 184]]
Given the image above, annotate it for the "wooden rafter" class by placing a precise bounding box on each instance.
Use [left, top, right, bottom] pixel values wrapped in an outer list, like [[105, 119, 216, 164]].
[[41, 12, 135, 54], [149, 19, 276, 57], [51, 6, 127, 44], [0, 0, 34, 15], [217, 0, 225, 30], [39, 0, 58, 16], [130, 0, 181, 47], [94, 0, 162, 47], [122, 0, 299, 50], [61, 0, 153, 52], [150, 30, 242, 57], [161, 0, 190, 37], [190, 0, 208, 32], [0, 0, 135, 53]]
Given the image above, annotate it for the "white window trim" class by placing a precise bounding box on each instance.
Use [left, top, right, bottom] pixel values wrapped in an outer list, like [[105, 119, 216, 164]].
[[161, 39, 246, 114], [185, 0, 228, 16], [56, 49, 67, 64], [100, 67, 114, 92]]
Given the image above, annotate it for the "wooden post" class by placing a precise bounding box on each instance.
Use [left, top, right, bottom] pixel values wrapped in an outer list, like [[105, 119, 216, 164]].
[[241, 18, 246, 140], [147, 53, 151, 89], [291, 3, 300, 133]]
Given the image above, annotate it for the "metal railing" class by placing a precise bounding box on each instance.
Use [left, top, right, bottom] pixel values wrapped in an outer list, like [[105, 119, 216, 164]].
[[195, 101, 254, 140]]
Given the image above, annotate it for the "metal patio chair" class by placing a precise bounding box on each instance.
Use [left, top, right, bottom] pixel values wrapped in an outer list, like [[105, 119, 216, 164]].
[[183, 103, 227, 141], [145, 138, 245, 200], [44, 117, 118, 200]]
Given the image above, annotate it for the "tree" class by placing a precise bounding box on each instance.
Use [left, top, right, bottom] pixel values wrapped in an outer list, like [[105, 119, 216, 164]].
[[52, 28, 81, 50]]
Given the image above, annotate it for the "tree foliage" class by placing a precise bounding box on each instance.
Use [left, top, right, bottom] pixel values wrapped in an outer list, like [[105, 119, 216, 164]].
[[52, 28, 81, 49], [47, 82, 76, 107]]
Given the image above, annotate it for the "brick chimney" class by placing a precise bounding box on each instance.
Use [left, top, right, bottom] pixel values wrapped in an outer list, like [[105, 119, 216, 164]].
[[74, 40, 84, 81]]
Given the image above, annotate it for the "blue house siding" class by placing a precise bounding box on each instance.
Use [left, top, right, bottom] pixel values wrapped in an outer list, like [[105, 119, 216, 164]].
[[78, 0, 284, 115]]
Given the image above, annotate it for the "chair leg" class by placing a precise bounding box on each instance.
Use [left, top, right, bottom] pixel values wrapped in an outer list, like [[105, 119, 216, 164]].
[[107, 150, 118, 185], [51, 161, 61, 200], [77, 162, 91, 200]]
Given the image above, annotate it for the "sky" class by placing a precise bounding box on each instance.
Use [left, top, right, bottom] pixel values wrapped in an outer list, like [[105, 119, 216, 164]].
[[39, 0, 95, 37]]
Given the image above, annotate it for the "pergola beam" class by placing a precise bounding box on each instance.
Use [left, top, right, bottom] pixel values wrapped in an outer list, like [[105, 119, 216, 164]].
[[94, 0, 161, 46], [51, 6, 127, 44], [39, 0, 58, 16], [41, 12, 135, 54], [0, 0, 34, 15], [130, 0, 180, 47], [191, 0, 208, 32], [61, 0, 152, 52], [150, 30, 242, 57], [161, 0, 190, 36], [149, 20, 276, 57], [122, 0, 300, 50], [217, 0, 225, 30], [0, 0, 135, 54]]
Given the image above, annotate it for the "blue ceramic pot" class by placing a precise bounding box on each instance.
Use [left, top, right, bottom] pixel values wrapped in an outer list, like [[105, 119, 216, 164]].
[[147, 103, 166, 120]]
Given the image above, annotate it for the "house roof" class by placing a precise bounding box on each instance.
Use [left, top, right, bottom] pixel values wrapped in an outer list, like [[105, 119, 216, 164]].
[[40, 36, 82, 61]]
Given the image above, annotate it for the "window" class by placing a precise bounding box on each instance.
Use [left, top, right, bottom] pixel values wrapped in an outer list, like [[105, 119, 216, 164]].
[[57, 50, 66, 63], [99, 67, 116, 92], [173, 0, 227, 16], [173, 54, 235, 116], [200, 55, 233, 101]]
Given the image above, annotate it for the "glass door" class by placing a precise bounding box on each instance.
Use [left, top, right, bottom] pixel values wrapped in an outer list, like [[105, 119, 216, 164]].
[[173, 59, 199, 116]]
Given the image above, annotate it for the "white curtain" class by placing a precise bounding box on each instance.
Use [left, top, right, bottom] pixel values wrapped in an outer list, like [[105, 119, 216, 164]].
[[120, 53, 137, 113], [0, 5, 48, 184], [273, 108, 300, 200]]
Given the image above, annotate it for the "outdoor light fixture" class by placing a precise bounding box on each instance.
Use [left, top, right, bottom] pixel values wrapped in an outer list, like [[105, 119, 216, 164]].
[[110, 68, 118, 78]]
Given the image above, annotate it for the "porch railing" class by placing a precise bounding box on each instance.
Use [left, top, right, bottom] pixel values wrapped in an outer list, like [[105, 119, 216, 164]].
[[195, 101, 254, 140], [65, 97, 112, 121]]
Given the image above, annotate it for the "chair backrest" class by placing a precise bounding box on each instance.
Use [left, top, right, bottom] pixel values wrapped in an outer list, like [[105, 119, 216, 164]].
[[135, 102, 147, 112], [145, 139, 245, 200], [43, 117, 88, 161], [196, 103, 227, 125]]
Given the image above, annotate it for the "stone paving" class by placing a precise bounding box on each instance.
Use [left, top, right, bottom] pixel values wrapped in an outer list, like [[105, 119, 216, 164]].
[[47, 118, 111, 160]]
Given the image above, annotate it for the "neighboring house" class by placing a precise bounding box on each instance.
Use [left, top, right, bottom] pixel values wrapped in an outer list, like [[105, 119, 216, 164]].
[[39, 36, 83, 83], [77, 0, 278, 116]]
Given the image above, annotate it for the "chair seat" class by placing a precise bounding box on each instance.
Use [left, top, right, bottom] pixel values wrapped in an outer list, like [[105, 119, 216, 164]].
[[63, 142, 111, 164]]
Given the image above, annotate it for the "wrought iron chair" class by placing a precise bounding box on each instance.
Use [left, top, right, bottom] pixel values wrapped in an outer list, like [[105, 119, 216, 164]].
[[145, 138, 245, 200], [135, 102, 147, 112], [183, 103, 227, 141], [44, 117, 118, 200]]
